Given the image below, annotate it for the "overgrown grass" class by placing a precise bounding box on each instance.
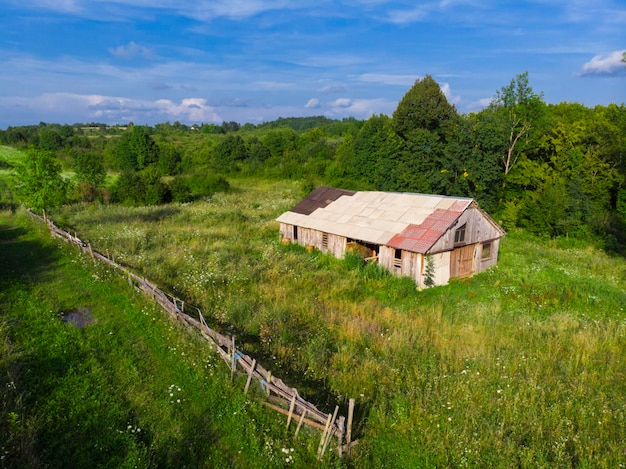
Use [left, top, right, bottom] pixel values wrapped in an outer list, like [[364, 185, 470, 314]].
[[38, 179, 626, 467], [0, 145, 25, 169], [0, 209, 327, 468]]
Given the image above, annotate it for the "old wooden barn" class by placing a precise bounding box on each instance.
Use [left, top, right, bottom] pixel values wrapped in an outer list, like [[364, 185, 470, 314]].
[[277, 186, 505, 288]]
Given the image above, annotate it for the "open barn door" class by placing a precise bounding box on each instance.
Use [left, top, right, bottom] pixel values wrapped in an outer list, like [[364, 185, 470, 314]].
[[450, 244, 475, 278]]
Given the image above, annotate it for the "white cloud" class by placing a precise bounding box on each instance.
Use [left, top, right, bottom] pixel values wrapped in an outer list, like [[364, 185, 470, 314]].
[[305, 98, 320, 108], [358, 73, 419, 86], [580, 50, 626, 76], [440, 83, 461, 105], [326, 97, 396, 118], [464, 97, 493, 112], [0, 93, 221, 125], [331, 98, 353, 108], [108, 41, 154, 60]]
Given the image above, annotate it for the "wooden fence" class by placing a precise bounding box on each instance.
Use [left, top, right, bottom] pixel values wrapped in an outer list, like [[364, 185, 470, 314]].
[[28, 210, 357, 459]]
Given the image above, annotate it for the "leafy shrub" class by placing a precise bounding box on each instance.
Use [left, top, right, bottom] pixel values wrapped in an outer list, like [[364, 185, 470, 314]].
[[188, 172, 230, 197]]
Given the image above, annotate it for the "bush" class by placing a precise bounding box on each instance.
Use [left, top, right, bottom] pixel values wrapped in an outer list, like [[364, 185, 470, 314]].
[[188, 172, 230, 197]]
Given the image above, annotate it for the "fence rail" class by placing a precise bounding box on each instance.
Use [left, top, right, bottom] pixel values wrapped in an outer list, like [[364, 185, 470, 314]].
[[28, 209, 356, 459]]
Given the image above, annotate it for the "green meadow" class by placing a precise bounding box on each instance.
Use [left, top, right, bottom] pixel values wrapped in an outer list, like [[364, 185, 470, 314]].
[[0, 208, 327, 468], [4, 178, 618, 467]]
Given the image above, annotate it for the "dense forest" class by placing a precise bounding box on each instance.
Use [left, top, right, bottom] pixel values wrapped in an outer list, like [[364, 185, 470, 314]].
[[2, 72, 625, 252]]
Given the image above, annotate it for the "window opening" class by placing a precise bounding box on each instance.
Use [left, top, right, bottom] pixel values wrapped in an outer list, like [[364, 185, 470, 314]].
[[481, 242, 492, 260], [394, 249, 402, 269], [454, 223, 466, 245]]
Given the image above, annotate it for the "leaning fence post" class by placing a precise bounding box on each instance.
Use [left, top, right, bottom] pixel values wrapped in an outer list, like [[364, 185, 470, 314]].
[[320, 405, 339, 459], [244, 359, 256, 394], [286, 394, 297, 429], [294, 409, 307, 438], [265, 371, 272, 396], [317, 412, 333, 459], [230, 336, 236, 382]]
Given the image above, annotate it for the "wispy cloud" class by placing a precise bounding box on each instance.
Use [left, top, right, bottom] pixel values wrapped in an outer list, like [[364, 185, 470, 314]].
[[253, 81, 295, 90], [326, 97, 395, 118], [358, 73, 418, 86], [317, 84, 348, 94], [11, 0, 311, 21], [305, 98, 320, 108], [579, 50, 626, 76], [108, 41, 154, 60]]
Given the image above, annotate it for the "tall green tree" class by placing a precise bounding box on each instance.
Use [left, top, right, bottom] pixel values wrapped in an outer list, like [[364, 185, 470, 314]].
[[71, 149, 106, 202], [351, 114, 403, 190], [392, 75, 457, 139], [14, 148, 69, 210], [113, 126, 160, 171], [489, 72, 544, 177]]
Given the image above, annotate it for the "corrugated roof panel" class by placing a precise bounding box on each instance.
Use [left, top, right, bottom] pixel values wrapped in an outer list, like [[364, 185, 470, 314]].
[[290, 186, 356, 215]]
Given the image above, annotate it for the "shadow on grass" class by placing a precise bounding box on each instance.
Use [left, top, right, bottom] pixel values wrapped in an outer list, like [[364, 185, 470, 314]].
[[0, 221, 60, 290]]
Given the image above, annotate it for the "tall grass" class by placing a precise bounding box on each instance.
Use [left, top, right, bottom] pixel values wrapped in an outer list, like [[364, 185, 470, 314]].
[[0, 209, 327, 468], [44, 178, 626, 467]]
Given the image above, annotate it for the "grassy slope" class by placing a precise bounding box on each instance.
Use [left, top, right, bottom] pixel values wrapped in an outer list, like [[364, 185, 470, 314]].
[[0, 209, 326, 468], [45, 179, 626, 468]]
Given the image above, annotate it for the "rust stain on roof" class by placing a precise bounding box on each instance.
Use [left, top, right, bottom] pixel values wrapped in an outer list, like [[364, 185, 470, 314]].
[[387, 208, 463, 254]]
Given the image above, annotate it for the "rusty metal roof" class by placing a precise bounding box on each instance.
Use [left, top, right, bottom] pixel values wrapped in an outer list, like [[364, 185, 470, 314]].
[[276, 188, 475, 252]]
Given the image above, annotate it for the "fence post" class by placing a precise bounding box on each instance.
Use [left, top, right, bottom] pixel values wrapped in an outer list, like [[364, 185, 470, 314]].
[[244, 359, 256, 394], [265, 371, 272, 396], [230, 336, 236, 382], [317, 412, 333, 459], [347, 398, 355, 450], [294, 410, 307, 438], [286, 394, 297, 428], [320, 405, 339, 460]]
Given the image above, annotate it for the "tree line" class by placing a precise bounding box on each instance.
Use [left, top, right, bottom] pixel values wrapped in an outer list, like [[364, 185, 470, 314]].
[[1, 72, 625, 251]]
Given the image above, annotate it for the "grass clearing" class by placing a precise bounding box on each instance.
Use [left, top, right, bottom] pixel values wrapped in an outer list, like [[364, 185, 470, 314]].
[[9, 177, 626, 467]]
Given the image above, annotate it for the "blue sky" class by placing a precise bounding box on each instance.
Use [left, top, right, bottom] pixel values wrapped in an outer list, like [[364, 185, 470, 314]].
[[1, 1, 624, 128]]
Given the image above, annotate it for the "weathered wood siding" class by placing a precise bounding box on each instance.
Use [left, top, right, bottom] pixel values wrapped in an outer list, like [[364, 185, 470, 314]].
[[299, 227, 322, 249], [280, 224, 346, 258], [327, 233, 347, 258], [279, 223, 294, 241], [402, 251, 422, 285], [378, 245, 395, 272], [476, 238, 500, 272]]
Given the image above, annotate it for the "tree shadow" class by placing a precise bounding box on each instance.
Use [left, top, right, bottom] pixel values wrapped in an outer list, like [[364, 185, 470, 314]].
[[0, 222, 60, 290]]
